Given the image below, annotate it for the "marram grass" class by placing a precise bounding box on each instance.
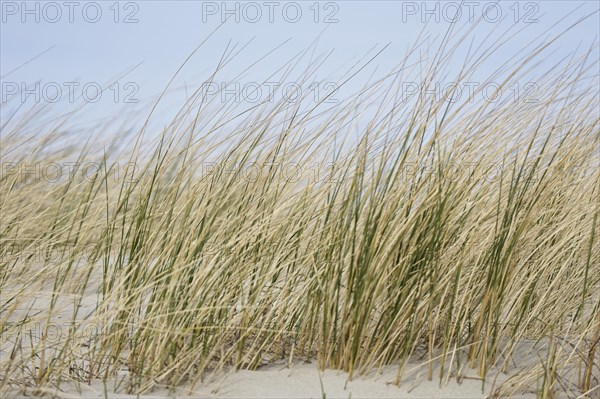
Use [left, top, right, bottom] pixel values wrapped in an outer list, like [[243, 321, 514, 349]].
[[1, 25, 599, 398]]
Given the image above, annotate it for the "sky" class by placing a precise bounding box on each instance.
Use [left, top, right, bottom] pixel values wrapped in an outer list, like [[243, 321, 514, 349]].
[[1, 1, 599, 130]]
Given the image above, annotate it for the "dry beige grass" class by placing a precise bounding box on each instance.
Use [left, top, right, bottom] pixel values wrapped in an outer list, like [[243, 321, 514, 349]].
[[1, 20, 599, 398]]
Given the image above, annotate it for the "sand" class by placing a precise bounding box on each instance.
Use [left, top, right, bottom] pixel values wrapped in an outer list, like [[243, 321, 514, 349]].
[[7, 359, 538, 399]]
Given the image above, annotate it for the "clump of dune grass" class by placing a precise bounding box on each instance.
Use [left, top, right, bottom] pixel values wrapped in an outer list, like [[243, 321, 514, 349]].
[[1, 19, 599, 399]]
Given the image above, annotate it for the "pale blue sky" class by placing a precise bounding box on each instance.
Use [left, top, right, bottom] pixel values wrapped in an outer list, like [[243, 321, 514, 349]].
[[1, 1, 598, 129]]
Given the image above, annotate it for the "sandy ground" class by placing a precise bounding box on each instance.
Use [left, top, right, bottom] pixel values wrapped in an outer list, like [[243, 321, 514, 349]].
[[7, 360, 538, 399]]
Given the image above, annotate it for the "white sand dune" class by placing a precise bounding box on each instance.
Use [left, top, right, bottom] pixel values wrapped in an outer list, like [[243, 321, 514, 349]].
[[7, 359, 540, 399]]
